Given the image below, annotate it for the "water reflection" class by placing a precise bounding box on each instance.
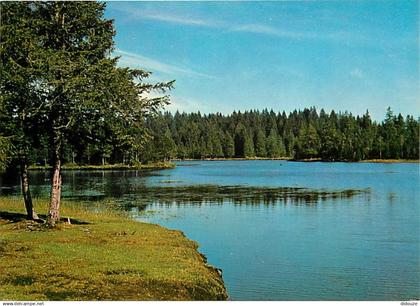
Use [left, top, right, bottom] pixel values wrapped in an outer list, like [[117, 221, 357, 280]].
[[1, 170, 370, 209], [117, 185, 371, 208]]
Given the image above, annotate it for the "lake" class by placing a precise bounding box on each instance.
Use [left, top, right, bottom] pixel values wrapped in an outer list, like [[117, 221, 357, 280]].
[[1, 160, 419, 300]]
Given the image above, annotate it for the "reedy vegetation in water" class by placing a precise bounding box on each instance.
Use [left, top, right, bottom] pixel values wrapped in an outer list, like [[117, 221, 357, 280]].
[[130, 185, 370, 206]]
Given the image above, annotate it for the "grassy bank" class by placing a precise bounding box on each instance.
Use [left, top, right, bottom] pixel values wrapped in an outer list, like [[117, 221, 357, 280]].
[[28, 162, 175, 171], [0, 198, 227, 301]]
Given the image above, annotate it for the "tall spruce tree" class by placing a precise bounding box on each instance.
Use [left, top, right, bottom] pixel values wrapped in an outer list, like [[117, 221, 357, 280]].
[[2, 2, 173, 225], [295, 123, 320, 159], [243, 132, 255, 158], [266, 128, 281, 158], [223, 132, 235, 158], [1, 2, 45, 219], [255, 129, 267, 157]]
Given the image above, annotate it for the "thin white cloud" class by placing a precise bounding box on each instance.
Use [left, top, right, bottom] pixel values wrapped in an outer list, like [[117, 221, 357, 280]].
[[231, 24, 318, 40], [231, 24, 363, 44], [112, 5, 366, 43], [114, 5, 320, 39], [134, 11, 212, 27], [115, 49, 214, 79], [232, 24, 279, 35], [114, 6, 218, 28]]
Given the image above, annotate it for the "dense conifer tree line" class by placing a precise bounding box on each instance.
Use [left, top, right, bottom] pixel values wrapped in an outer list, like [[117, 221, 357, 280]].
[[19, 107, 419, 165], [141, 107, 418, 161]]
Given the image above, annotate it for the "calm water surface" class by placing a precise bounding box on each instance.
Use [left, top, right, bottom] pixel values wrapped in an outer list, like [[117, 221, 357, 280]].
[[1, 160, 419, 300]]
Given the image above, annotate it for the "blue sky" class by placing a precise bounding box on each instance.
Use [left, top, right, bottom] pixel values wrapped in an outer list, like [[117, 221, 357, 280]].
[[105, 1, 419, 121]]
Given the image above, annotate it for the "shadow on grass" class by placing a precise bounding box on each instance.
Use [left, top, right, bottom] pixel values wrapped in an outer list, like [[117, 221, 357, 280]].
[[12, 275, 35, 286], [0, 211, 89, 225]]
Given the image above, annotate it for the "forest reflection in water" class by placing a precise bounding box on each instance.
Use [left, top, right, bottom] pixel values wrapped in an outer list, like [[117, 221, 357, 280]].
[[0, 168, 371, 210], [64, 184, 372, 210]]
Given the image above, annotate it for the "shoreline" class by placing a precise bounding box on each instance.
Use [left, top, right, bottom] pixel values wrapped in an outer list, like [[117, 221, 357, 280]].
[[0, 197, 227, 301], [28, 162, 175, 171], [171, 158, 419, 163], [357, 159, 419, 163], [25, 159, 419, 173]]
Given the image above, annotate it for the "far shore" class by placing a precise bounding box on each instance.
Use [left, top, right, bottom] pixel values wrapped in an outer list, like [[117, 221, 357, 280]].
[[25, 158, 419, 173], [171, 157, 420, 164], [28, 162, 175, 171], [171, 157, 419, 163], [358, 159, 419, 163]]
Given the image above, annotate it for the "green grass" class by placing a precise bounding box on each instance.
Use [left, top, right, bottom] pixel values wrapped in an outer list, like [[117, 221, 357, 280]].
[[0, 197, 227, 301], [28, 162, 175, 171]]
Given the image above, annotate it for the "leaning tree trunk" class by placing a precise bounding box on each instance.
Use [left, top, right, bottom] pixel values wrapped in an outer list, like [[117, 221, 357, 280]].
[[19, 155, 38, 220], [47, 132, 62, 226]]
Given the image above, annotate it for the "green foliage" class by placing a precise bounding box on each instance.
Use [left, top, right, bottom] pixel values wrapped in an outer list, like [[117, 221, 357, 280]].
[[9, 105, 418, 163], [1, 1, 173, 166], [266, 128, 281, 158], [1, 2, 174, 223], [319, 122, 341, 160], [278, 137, 286, 157], [254, 129, 267, 157], [0, 136, 13, 170], [0, 2, 45, 165], [243, 132, 255, 158], [223, 132, 235, 158], [131, 107, 418, 162], [295, 124, 320, 159]]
